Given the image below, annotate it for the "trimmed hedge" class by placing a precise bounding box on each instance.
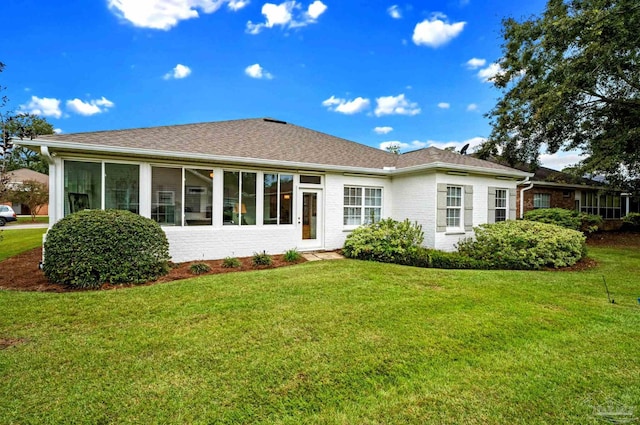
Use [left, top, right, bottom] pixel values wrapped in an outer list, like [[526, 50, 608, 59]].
[[524, 208, 602, 233], [43, 210, 170, 289], [457, 220, 586, 270], [343, 218, 424, 263]]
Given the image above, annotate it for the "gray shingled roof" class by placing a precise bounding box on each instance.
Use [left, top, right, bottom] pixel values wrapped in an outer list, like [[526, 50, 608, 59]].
[[33, 118, 526, 175], [397, 147, 522, 173]]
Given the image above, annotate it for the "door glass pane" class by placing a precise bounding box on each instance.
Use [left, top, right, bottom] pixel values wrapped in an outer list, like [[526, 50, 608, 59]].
[[64, 161, 101, 216], [152, 167, 183, 226], [105, 163, 139, 214], [303, 192, 317, 240], [185, 169, 213, 226]]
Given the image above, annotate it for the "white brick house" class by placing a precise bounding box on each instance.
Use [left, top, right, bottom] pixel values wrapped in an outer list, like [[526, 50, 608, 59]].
[[18, 118, 531, 262]]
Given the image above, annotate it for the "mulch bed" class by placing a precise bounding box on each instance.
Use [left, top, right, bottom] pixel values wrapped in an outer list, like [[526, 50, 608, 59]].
[[1, 232, 638, 292], [0, 248, 305, 292]]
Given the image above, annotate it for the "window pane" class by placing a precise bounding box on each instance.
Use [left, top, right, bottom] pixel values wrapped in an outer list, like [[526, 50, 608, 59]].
[[242, 172, 257, 225], [495, 189, 507, 208], [263, 173, 278, 225], [279, 175, 293, 224], [185, 169, 213, 226], [344, 207, 361, 225], [152, 167, 183, 226], [105, 163, 139, 214], [365, 188, 382, 206], [364, 207, 381, 224], [496, 209, 506, 222], [223, 171, 240, 225], [64, 161, 101, 216], [446, 208, 460, 227], [344, 187, 362, 206], [447, 186, 462, 207], [300, 175, 321, 184]]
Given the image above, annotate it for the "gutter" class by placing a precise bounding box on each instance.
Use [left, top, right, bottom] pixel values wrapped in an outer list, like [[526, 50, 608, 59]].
[[518, 176, 534, 219]]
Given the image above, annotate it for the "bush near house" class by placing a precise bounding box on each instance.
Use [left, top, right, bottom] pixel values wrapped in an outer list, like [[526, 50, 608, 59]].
[[343, 218, 424, 263], [457, 220, 586, 270], [622, 212, 640, 230], [43, 210, 170, 289], [524, 208, 602, 234]]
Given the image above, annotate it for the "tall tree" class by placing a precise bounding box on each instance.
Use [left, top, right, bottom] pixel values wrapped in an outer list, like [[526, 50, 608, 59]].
[[480, 0, 640, 190], [1, 62, 54, 178]]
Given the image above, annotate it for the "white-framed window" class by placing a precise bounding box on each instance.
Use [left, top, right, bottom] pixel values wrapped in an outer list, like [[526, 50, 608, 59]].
[[224, 170, 257, 226], [495, 189, 507, 222], [343, 186, 382, 226], [599, 193, 621, 219], [446, 186, 463, 229], [533, 193, 551, 209]]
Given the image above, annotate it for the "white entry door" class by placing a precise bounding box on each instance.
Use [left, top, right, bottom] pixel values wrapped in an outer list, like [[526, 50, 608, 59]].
[[298, 189, 323, 250]]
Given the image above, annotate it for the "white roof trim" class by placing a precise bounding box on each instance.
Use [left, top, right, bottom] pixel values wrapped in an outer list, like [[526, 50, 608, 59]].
[[18, 137, 531, 178]]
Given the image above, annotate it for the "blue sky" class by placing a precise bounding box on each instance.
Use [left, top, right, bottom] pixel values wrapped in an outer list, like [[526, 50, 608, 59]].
[[1, 0, 580, 169]]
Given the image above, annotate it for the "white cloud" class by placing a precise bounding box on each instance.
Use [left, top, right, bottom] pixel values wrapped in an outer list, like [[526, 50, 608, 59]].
[[466, 57, 486, 69], [540, 151, 585, 170], [245, 63, 273, 79], [412, 14, 466, 47], [228, 0, 249, 10], [387, 5, 401, 19], [66, 97, 115, 116], [374, 126, 393, 135], [437, 102, 450, 109], [467, 103, 478, 111], [374, 94, 420, 117], [164, 64, 192, 80], [246, 1, 326, 34], [107, 0, 246, 30], [379, 140, 428, 151], [53, 128, 63, 134], [306, 0, 327, 19], [322, 95, 370, 114], [477, 63, 503, 83], [380, 136, 487, 154], [19, 96, 62, 118]]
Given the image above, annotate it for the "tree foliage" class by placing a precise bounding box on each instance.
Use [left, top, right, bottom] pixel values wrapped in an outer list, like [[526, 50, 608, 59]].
[[481, 0, 640, 190], [1, 61, 54, 190], [4, 179, 49, 221]]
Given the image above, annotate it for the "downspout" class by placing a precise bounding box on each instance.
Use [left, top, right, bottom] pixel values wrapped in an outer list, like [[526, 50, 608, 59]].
[[518, 176, 533, 219], [41, 146, 54, 164]]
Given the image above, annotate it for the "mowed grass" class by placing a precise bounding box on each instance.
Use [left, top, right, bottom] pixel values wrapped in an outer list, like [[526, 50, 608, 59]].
[[1, 246, 639, 424], [0, 228, 46, 261]]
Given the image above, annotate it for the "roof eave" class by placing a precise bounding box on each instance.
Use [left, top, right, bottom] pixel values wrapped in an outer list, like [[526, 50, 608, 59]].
[[18, 138, 393, 175], [395, 161, 532, 178]]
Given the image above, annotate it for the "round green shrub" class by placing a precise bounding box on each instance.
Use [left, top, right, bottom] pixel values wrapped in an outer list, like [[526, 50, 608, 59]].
[[43, 210, 171, 288], [524, 207, 601, 234], [343, 218, 424, 263], [456, 220, 586, 270], [622, 212, 640, 231]]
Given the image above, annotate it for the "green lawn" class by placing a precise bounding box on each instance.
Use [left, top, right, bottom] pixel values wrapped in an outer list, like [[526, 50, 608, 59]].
[[1, 246, 639, 424], [14, 215, 49, 224], [0, 228, 47, 261]]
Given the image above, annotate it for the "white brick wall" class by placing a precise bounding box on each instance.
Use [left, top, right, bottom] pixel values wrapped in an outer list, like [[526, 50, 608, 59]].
[[390, 173, 437, 247]]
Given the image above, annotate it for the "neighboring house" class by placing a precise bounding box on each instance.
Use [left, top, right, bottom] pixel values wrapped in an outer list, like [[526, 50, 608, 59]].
[[16, 118, 530, 262], [1, 168, 49, 215], [516, 166, 638, 228]]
